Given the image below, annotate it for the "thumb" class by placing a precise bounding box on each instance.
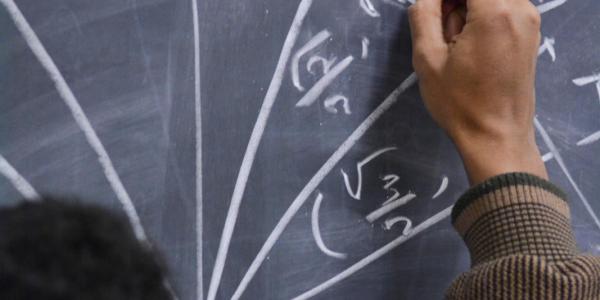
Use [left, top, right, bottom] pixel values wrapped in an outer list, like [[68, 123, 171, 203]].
[[408, 0, 448, 72]]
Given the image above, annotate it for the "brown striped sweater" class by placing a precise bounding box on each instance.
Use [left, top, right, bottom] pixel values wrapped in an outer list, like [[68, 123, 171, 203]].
[[447, 173, 600, 300]]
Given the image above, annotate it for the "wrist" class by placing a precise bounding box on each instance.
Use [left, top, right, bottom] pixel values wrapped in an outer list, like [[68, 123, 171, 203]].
[[451, 128, 548, 186]]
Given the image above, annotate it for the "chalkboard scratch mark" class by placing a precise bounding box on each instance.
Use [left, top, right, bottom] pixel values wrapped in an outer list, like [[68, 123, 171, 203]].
[[577, 131, 600, 147], [366, 192, 416, 223], [0, 154, 40, 201], [130, 0, 166, 134], [296, 56, 354, 108], [360, 0, 381, 17], [191, 0, 203, 298], [341, 147, 397, 200], [535, 118, 600, 230], [206, 1, 314, 299], [292, 206, 453, 300], [537, 0, 567, 14], [0, 0, 147, 241], [291, 30, 332, 92], [432, 176, 449, 199], [311, 193, 348, 259], [65, 6, 84, 35], [383, 216, 412, 234], [230, 72, 418, 300], [324, 94, 351, 115]]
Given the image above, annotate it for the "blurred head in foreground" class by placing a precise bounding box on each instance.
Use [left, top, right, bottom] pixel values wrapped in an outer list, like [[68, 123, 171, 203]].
[[0, 197, 171, 300]]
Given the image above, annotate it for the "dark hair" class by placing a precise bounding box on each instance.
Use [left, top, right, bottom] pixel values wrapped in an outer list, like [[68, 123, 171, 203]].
[[0, 197, 171, 300]]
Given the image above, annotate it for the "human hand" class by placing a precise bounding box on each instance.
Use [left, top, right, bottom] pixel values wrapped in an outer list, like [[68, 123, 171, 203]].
[[408, 0, 548, 185]]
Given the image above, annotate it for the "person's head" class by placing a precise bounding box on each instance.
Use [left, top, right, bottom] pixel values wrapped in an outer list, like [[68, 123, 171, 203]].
[[0, 196, 171, 300]]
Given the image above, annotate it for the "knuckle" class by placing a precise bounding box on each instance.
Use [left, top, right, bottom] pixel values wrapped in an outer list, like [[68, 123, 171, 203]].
[[524, 6, 542, 27], [495, 7, 513, 23]]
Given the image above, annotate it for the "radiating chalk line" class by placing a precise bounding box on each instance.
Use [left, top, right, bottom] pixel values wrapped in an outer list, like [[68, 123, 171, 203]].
[[311, 193, 348, 259], [432, 176, 448, 199], [291, 30, 332, 92], [191, 0, 203, 298], [324, 94, 351, 115], [230, 72, 418, 300], [536, 0, 568, 14], [577, 131, 600, 147], [383, 216, 412, 233], [0, 154, 40, 201], [366, 192, 416, 223], [542, 152, 554, 162], [292, 206, 453, 300], [573, 74, 600, 86], [534, 118, 600, 230], [341, 147, 397, 200], [296, 56, 354, 107], [206, 1, 314, 299], [0, 0, 146, 241], [360, 0, 381, 17], [572, 74, 600, 105]]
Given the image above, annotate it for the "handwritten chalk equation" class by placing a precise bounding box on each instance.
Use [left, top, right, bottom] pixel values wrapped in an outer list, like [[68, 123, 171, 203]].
[[290, 33, 370, 116]]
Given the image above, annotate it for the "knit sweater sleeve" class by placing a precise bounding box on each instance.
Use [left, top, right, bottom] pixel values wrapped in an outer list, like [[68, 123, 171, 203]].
[[446, 173, 600, 300]]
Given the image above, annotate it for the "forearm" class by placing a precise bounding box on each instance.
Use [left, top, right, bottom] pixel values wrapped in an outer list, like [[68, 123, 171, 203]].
[[452, 126, 548, 186]]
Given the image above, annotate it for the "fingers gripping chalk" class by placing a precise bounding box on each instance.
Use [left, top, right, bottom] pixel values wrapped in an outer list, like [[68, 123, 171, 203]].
[[443, 0, 466, 17]]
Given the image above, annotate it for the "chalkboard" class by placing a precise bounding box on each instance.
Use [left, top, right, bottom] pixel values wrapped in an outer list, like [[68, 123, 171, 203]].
[[0, 0, 598, 299]]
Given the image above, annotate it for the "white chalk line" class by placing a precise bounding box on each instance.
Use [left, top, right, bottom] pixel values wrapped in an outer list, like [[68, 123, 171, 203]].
[[577, 131, 600, 147], [542, 152, 554, 162], [536, 0, 567, 14], [366, 192, 416, 223], [596, 82, 600, 106], [341, 147, 397, 200], [296, 56, 354, 107], [230, 72, 418, 300], [291, 30, 332, 92], [311, 193, 348, 259], [432, 176, 448, 199], [538, 37, 556, 62], [360, 0, 381, 17], [205, 1, 314, 299], [292, 206, 453, 300], [0, 0, 147, 241], [0, 154, 40, 201], [572, 74, 600, 86], [534, 118, 600, 231], [191, 0, 203, 298]]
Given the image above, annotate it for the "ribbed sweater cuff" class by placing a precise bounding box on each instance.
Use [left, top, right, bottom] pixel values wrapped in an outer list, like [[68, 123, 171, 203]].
[[451, 173, 577, 266]]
